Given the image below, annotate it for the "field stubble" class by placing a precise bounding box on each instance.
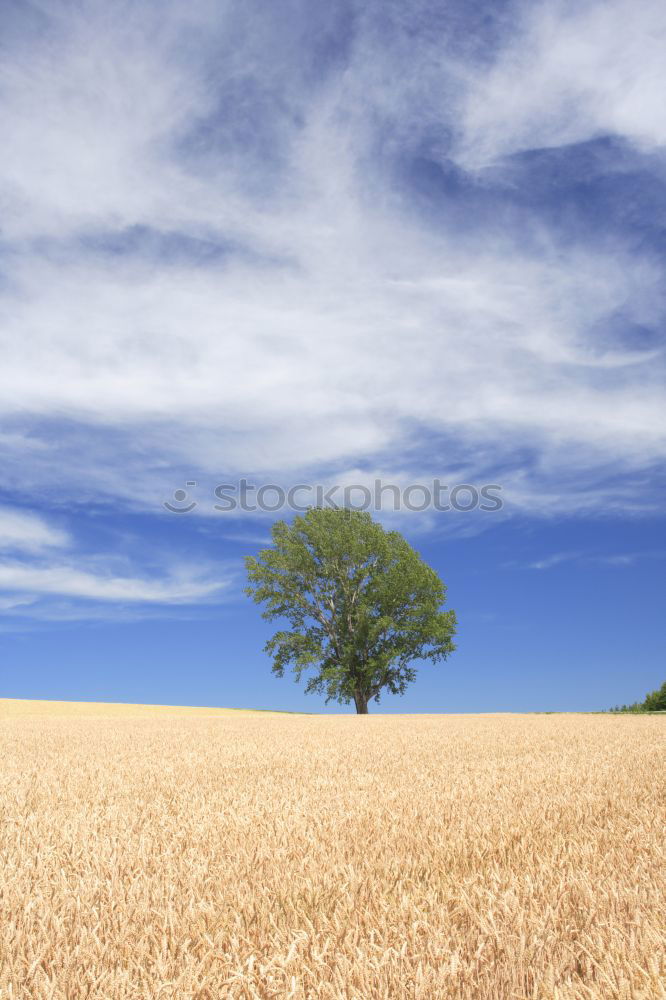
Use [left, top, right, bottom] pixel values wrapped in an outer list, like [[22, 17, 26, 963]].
[[1, 702, 664, 999]]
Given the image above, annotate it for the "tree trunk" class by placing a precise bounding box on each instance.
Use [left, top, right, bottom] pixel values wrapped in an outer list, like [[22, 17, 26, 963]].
[[354, 693, 369, 714]]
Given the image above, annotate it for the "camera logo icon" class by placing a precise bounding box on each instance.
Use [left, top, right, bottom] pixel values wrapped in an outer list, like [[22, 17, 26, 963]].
[[163, 482, 198, 513]]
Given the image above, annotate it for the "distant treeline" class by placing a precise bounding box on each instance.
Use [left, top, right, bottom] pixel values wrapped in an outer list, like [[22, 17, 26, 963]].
[[609, 679, 666, 713]]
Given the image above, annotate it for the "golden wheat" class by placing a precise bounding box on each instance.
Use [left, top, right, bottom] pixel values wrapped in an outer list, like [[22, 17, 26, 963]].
[[1, 701, 664, 999]]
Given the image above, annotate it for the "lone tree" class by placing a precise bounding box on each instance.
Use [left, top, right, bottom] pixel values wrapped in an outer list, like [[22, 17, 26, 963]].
[[245, 507, 457, 713]]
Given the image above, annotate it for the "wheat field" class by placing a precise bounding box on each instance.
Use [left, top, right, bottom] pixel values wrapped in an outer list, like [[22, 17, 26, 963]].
[[1, 701, 664, 1000]]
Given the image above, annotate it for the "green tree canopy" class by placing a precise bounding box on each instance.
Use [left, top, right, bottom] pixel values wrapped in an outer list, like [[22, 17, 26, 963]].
[[643, 680, 666, 712], [609, 679, 666, 712], [245, 507, 457, 713]]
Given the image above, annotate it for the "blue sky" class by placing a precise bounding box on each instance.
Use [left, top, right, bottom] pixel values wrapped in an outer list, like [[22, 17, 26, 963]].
[[0, 0, 664, 712]]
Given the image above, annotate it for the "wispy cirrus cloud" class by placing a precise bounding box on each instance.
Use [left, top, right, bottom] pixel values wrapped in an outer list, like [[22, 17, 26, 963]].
[[0, 561, 229, 604], [455, 0, 666, 167], [528, 550, 666, 570], [0, 0, 664, 543], [0, 504, 233, 620], [0, 507, 70, 553]]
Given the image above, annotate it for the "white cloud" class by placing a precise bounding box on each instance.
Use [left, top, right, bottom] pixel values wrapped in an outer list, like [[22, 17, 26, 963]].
[[2, 226, 663, 511], [0, 594, 38, 611], [528, 549, 666, 570], [529, 551, 582, 570], [0, 0, 663, 527], [0, 503, 233, 615], [0, 561, 230, 604], [0, 507, 69, 553], [456, 0, 666, 166]]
